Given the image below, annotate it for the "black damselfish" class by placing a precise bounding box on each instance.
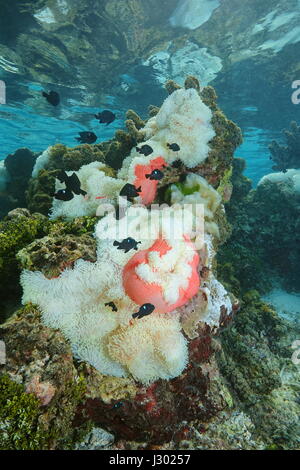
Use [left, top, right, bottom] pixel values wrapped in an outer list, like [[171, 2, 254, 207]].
[[53, 189, 74, 201], [132, 303, 155, 319], [113, 237, 141, 253], [54, 171, 87, 201], [120, 183, 142, 199], [167, 143, 180, 152], [136, 144, 153, 156], [42, 91, 60, 106], [145, 169, 164, 181], [95, 110, 116, 125], [105, 301, 118, 312], [76, 131, 97, 144]]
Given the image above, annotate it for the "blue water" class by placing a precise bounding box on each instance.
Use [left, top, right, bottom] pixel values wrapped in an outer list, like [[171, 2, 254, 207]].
[[236, 127, 279, 185], [0, 101, 124, 157], [0, 78, 126, 159], [0, 76, 280, 186]]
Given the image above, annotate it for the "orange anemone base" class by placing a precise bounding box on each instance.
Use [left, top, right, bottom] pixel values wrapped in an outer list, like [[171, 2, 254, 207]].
[[134, 156, 167, 205], [123, 237, 200, 314]]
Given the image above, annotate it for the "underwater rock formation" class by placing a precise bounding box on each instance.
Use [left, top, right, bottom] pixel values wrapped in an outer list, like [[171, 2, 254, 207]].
[[26, 79, 241, 221], [0, 208, 98, 323], [218, 292, 300, 450], [217, 156, 300, 294], [17, 232, 97, 279], [0, 76, 243, 448], [269, 121, 300, 172], [0, 209, 47, 322], [29, 85, 218, 220], [217, 153, 299, 296], [0, 305, 89, 450], [21, 79, 235, 386], [6, 77, 297, 450], [0, 149, 37, 218], [0, 161, 9, 192]]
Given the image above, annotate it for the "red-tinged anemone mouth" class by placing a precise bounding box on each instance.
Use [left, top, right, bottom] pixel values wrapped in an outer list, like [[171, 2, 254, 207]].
[[123, 236, 200, 314], [133, 156, 167, 205]]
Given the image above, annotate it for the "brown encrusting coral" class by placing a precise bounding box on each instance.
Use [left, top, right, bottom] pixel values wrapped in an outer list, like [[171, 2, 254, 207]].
[[17, 233, 97, 279]]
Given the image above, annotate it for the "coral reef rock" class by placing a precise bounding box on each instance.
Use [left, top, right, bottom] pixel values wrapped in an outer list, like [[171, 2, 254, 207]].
[[1, 78, 249, 448], [269, 121, 300, 172]]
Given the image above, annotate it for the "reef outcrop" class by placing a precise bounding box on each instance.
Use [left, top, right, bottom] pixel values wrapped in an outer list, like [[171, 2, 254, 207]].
[[20, 79, 237, 388], [269, 121, 300, 172], [2, 76, 297, 450], [0, 76, 243, 447], [217, 157, 300, 294], [0, 149, 37, 218]]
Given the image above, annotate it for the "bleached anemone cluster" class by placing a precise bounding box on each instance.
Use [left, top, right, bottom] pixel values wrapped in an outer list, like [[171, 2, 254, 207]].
[[50, 161, 124, 219], [37, 88, 216, 220], [120, 87, 215, 173], [21, 87, 232, 384], [32, 147, 52, 178]]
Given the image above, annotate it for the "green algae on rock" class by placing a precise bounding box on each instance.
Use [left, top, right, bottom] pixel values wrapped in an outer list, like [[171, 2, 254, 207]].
[[47, 144, 107, 172], [0, 305, 90, 450], [0, 374, 50, 450], [17, 233, 97, 279], [26, 168, 58, 216], [0, 209, 47, 322], [0, 208, 98, 323]]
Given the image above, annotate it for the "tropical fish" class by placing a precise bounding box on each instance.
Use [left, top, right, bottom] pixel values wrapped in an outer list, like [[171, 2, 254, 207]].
[[171, 159, 183, 168], [119, 183, 142, 199], [132, 303, 155, 319], [42, 91, 60, 106], [54, 171, 87, 201], [76, 131, 97, 144], [167, 143, 180, 152], [95, 110, 116, 125], [53, 189, 74, 201], [113, 237, 141, 253], [105, 301, 118, 312], [145, 169, 164, 181], [136, 144, 153, 156]]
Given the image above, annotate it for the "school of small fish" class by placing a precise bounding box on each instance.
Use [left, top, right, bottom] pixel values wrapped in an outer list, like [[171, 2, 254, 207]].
[[42, 87, 182, 321]]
